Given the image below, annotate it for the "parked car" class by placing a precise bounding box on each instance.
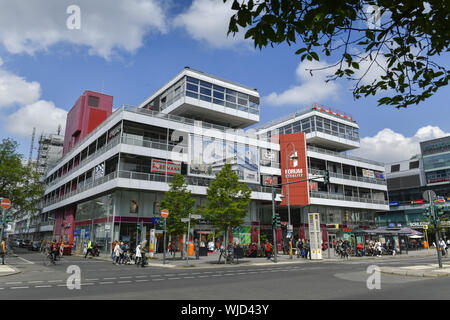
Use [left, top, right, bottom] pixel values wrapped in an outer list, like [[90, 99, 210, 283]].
[[30, 241, 41, 251], [22, 239, 32, 249], [11, 239, 23, 248]]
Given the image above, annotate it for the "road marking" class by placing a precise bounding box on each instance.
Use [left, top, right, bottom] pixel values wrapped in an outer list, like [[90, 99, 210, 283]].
[[6, 282, 22, 285], [11, 286, 29, 289], [135, 280, 149, 282], [28, 281, 44, 284], [16, 257, 34, 265], [35, 285, 52, 288], [168, 277, 180, 280], [119, 276, 132, 279], [103, 277, 117, 280], [100, 282, 114, 285], [80, 283, 94, 286], [85, 278, 99, 281], [152, 279, 164, 281], [135, 275, 147, 278], [48, 280, 63, 283], [117, 281, 132, 284], [183, 277, 195, 279]]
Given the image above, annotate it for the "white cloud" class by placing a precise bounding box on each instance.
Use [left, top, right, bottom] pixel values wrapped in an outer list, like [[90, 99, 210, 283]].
[[349, 126, 450, 164], [0, 0, 168, 59], [5, 100, 67, 136], [173, 0, 247, 49], [0, 68, 41, 108], [263, 60, 340, 106], [0, 59, 67, 137]]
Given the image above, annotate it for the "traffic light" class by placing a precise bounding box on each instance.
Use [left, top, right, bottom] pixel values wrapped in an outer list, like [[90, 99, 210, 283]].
[[424, 207, 431, 217], [323, 170, 330, 185], [0, 213, 12, 224], [435, 205, 445, 217], [137, 222, 142, 232], [273, 213, 281, 229]]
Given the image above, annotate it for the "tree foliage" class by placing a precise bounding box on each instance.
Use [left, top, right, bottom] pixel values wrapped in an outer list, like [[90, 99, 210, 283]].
[[225, 0, 449, 108], [159, 174, 196, 244], [202, 163, 251, 252], [0, 138, 44, 217]]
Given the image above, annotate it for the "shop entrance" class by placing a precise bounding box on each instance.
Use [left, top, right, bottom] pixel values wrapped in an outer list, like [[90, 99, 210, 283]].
[[328, 234, 336, 248]]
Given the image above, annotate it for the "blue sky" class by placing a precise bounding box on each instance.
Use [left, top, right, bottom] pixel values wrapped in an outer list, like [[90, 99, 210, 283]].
[[0, 0, 448, 164]]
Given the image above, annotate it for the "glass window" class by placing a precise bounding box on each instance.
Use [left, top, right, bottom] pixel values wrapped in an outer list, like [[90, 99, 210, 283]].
[[226, 94, 236, 103], [213, 98, 224, 106], [186, 76, 199, 84], [226, 102, 236, 109], [200, 80, 212, 88], [391, 164, 400, 172], [186, 83, 198, 92], [200, 87, 211, 96], [238, 92, 248, 99], [226, 89, 237, 96], [200, 95, 212, 102], [238, 105, 248, 112], [292, 122, 301, 133], [213, 91, 224, 99], [186, 91, 198, 99], [238, 98, 248, 106], [213, 85, 224, 92]]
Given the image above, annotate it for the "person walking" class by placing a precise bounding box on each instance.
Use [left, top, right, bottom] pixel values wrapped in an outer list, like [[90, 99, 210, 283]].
[[305, 240, 311, 260], [440, 239, 447, 257], [140, 240, 147, 267], [135, 242, 141, 266], [114, 241, 122, 265], [0, 239, 6, 265], [296, 239, 302, 259], [265, 241, 271, 260], [111, 240, 117, 263], [194, 238, 200, 260], [84, 239, 93, 259]]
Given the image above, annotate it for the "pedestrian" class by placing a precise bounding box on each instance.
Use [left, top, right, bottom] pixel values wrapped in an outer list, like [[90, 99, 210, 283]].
[[0, 239, 6, 265], [296, 239, 302, 259], [111, 240, 117, 262], [119, 241, 126, 264], [135, 242, 141, 266], [194, 238, 200, 260], [306, 240, 311, 259], [140, 240, 147, 267], [114, 241, 122, 265], [265, 241, 271, 260], [84, 239, 93, 258], [440, 239, 447, 257]]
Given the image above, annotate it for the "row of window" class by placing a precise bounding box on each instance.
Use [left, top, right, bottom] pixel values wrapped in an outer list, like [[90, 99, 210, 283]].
[[261, 116, 360, 141], [185, 76, 259, 115]]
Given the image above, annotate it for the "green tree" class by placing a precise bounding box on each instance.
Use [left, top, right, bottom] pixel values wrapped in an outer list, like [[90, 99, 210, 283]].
[[160, 174, 196, 259], [0, 138, 44, 218], [224, 0, 449, 108], [202, 163, 251, 263]]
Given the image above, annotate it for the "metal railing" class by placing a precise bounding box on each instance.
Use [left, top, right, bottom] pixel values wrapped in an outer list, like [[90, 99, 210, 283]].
[[42, 170, 281, 209], [309, 191, 388, 205], [308, 168, 386, 186], [307, 145, 385, 167]]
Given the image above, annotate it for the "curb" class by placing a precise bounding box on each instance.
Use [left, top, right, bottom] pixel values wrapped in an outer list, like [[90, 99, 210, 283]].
[[380, 267, 450, 278], [0, 265, 22, 277]]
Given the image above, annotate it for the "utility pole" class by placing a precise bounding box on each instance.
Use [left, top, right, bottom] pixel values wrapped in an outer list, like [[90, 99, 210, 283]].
[[271, 175, 277, 263], [431, 203, 443, 268]]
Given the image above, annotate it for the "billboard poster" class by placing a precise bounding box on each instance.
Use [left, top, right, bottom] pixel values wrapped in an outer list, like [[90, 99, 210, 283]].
[[363, 169, 375, 178], [188, 135, 259, 183], [151, 159, 181, 174], [280, 132, 309, 206]]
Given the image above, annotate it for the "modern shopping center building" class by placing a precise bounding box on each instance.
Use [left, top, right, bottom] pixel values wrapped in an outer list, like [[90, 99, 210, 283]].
[[39, 68, 389, 254]]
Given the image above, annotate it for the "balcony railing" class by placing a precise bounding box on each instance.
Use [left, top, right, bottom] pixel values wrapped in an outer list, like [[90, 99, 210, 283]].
[[309, 191, 388, 205], [307, 145, 385, 167], [42, 170, 281, 209], [308, 168, 386, 186]]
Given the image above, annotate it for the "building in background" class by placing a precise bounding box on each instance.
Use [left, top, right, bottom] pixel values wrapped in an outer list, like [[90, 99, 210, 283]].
[[256, 104, 389, 246], [39, 68, 388, 255], [377, 135, 450, 239], [36, 133, 64, 177]]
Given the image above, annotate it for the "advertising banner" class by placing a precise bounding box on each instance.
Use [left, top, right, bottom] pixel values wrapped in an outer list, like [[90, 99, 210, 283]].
[[363, 169, 375, 178], [151, 159, 181, 174], [280, 133, 309, 206], [308, 213, 322, 259]]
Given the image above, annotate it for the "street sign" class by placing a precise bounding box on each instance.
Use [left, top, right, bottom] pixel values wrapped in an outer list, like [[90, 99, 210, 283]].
[[161, 209, 169, 218], [423, 190, 436, 203], [191, 214, 202, 220], [181, 218, 190, 222], [287, 224, 293, 233], [1, 198, 11, 210]]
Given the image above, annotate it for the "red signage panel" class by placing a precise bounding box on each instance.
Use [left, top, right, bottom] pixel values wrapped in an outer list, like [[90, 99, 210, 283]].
[[279, 133, 309, 206]]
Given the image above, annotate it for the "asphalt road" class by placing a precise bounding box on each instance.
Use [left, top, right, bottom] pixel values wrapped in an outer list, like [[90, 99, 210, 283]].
[[2, 249, 449, 301]]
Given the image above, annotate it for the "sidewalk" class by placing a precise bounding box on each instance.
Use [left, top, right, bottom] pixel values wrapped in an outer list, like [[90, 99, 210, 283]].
[[78, 247, 441, 271]]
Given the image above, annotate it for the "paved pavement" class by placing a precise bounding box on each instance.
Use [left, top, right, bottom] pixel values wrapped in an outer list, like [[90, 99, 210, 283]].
[[3, 247, 448, 278], [74, 247, 450, 278]]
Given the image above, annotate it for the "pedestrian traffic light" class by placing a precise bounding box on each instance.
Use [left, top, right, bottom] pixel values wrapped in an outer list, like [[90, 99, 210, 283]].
[[273, 213, 281, 229], [323, 170, 330, 185], [435, 205, 445, 216]]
